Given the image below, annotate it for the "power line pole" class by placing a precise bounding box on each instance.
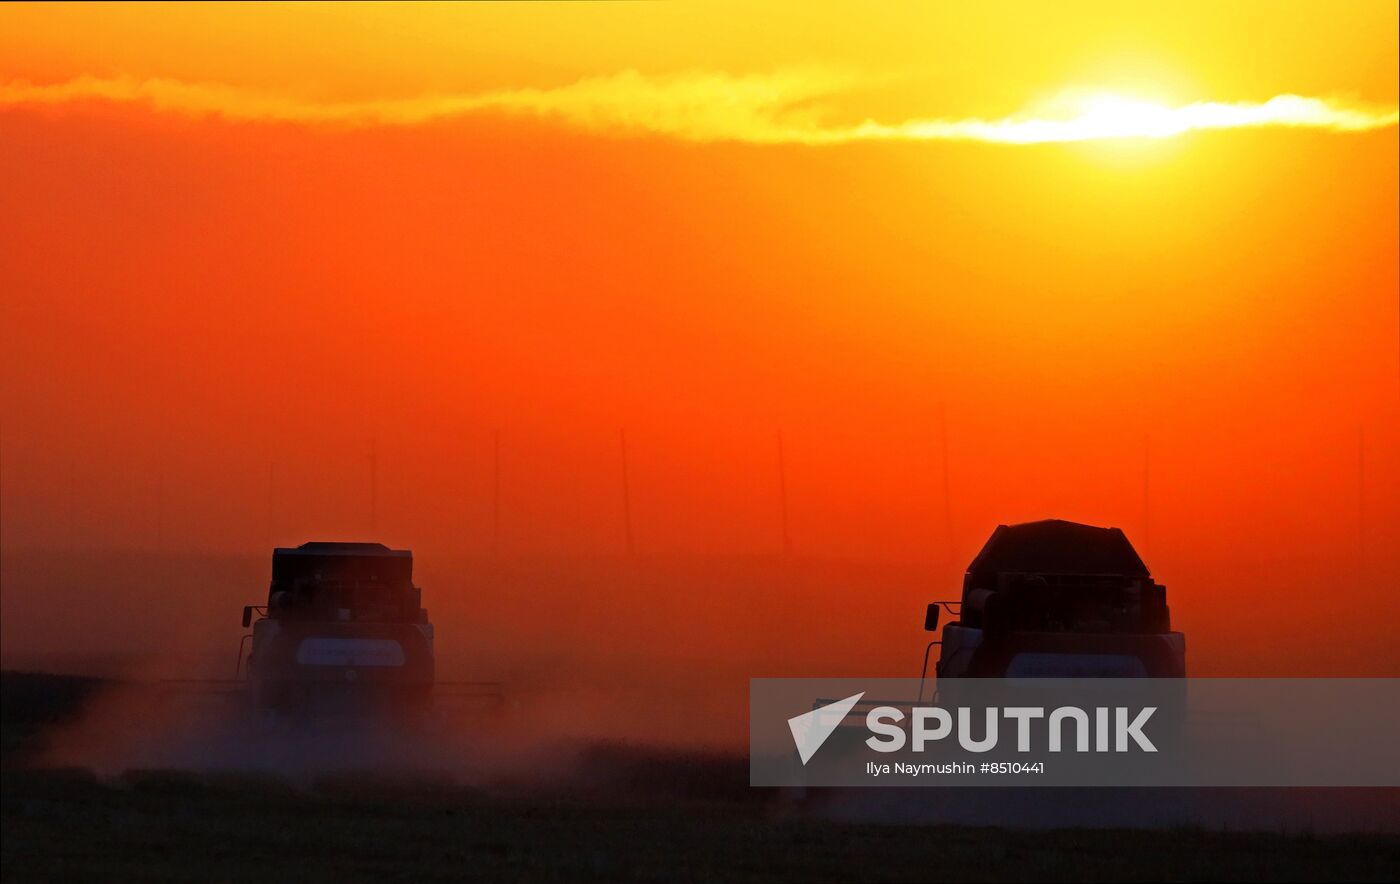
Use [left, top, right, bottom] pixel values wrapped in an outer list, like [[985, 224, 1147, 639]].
[[1142, 434, 1152, 560], [68, 460, 77, 547], [156, 470, 165, 552], [266, 461, 275, 549], [939, 403, 954, 565], [492, 429, 501, 558], [0, 431, 5, 589], [777, 430, 792, 559], [1357, 424, 1365, 577], [620, 429, 635, 556], [369, 438, 378, 536]]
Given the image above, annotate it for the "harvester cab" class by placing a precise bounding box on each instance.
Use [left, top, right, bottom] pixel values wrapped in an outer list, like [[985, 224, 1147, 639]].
[[241, 542, 436, 723], [921, 520, 1185, 690]]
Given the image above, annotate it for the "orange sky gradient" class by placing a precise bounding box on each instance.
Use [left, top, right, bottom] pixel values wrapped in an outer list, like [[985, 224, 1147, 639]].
[[1, 3, 1398, 699]]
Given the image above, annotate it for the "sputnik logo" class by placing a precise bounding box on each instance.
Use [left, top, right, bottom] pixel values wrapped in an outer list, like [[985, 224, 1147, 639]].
[[787, 692, 865, 765]]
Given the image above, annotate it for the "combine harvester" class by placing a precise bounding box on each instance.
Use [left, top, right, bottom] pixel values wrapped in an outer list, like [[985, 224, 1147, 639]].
[[162, 542, 503, 734], [920, 518, 1185, 688], [238, 542, 503, 728], [807, 519, 1185, 770], [126, 542, 502, 776], [238, 542, 502, 729]]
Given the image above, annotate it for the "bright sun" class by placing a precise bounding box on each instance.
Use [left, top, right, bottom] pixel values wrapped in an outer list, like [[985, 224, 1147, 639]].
[[1068, 95, 1188, 139]]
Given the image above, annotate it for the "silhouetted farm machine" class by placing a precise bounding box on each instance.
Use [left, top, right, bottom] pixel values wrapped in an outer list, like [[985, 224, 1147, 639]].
[[920, 519, 1185, 689], [167, 542, 502, 729]]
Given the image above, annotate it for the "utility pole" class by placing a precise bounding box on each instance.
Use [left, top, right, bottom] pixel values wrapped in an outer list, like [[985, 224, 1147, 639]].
[[1358, 424, 1365, 577], [939, 403, 954, 565], [369, 438, 378, 536], [0, 432, 4, 588], [1142, 434, 1151, 561], [777, 430, 792, 559], [68, 460, 77, 547], [492, 429, 501, 558], [156, 470, 165, 552], [620, 429, 635, 556], [266, 462, 275, 549]]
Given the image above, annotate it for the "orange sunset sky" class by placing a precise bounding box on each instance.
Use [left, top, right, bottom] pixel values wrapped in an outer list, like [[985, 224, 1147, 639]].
[[1, 2, 1398, 690]]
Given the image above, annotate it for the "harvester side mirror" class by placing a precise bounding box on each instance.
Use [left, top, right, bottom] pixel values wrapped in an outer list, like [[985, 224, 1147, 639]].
[[924, 603, 940, 632], [242, 606, 253, 628]]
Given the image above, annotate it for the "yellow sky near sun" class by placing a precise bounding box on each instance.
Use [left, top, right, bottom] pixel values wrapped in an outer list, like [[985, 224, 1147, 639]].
[[2, 72, 1395, 144], [1, 1, 1396, 143]]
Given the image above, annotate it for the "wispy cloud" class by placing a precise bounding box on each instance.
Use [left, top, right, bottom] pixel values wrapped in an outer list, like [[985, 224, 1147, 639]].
[[2, 71, 1395, 145]]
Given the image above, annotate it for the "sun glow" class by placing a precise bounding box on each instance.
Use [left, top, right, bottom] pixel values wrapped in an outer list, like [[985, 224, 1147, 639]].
[[1, 74, 1395, 146], [1043, 94, 1195, 139], [851, 92, 1399, 144]]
